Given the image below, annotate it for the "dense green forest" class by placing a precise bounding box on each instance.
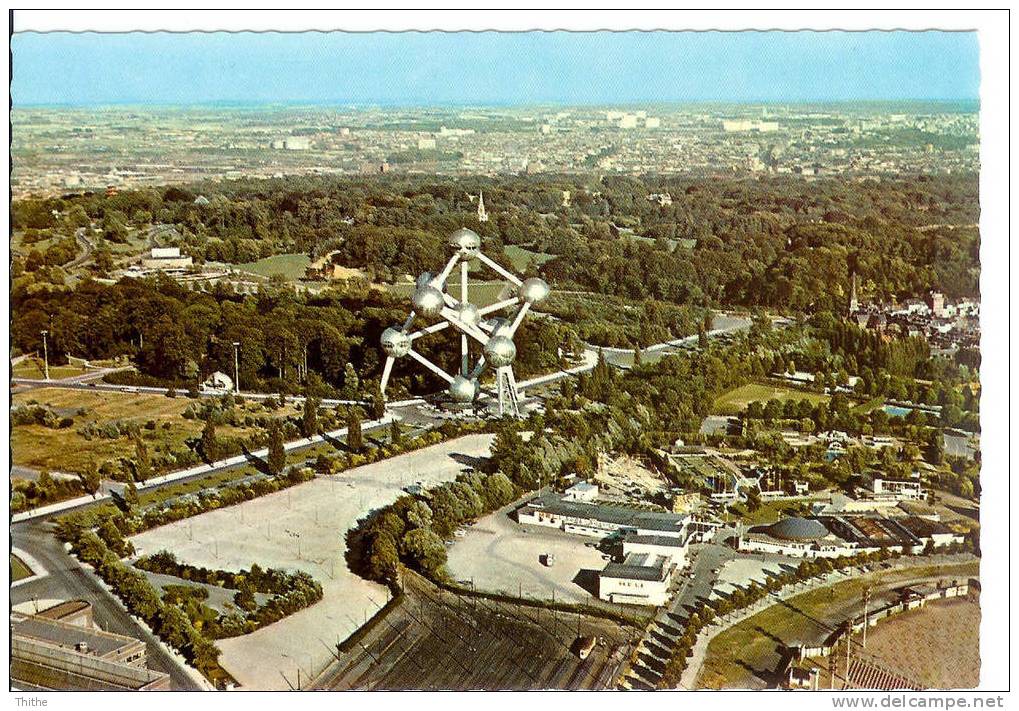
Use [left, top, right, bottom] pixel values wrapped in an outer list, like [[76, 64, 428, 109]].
[[13, 172, 979, 312], [10, 276, 577, 398]]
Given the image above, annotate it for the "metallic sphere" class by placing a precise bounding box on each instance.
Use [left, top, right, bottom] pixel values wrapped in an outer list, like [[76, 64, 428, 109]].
[[380, 328, 411, 358], [518, 277, 550, 304], [412, 285, 445, 317], [457, 302, 481, 327], [449, 227, 481, 255], [447, 375, 478, 403], [484, 335, 517, 367]]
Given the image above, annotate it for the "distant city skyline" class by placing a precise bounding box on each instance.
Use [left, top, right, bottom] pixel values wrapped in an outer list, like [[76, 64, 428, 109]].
[[12, 30, 979, 107]]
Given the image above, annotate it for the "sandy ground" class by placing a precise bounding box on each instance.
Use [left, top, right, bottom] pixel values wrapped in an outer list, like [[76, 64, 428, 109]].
[[860, 596, 981, 689], [595, 453, 669, 498], [130, 433, 494, 690], [446, 504, 612, 604]]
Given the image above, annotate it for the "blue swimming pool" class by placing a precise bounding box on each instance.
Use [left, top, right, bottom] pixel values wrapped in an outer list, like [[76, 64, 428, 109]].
[[883, 405, 912, 417]]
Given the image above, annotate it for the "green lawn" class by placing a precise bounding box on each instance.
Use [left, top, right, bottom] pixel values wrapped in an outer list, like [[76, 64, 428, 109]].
[[503, 245, 555, 272], [387, 280, 511, 308], [696, 560, 980, 689], [13, 358, 85, 380], [234, 253, 310, 280], [712, 382, 830, 416], [11, 555, 33, 581], [851, 396, 887, 414]]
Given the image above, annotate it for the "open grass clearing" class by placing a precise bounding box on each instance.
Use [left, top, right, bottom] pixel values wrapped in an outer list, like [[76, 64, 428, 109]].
[[712, 382, 830, 416], [233, 253, 311, 280], [11, 387, 267, 475], [503, 245, 555, 272]]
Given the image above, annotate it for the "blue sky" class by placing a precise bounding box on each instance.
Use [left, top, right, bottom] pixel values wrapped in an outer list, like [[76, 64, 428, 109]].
[[11, 30, 979, 106]]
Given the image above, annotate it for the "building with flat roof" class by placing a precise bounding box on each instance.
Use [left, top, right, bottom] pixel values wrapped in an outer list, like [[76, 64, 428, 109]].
[[140, 246, 192, 272], [598, 551, 677, 606], [11, 608, 170, 690], [516, 492, 690, 539]]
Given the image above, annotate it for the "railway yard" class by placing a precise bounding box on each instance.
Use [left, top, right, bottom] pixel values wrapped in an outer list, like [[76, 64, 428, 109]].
[[309, 573, 637, 690]]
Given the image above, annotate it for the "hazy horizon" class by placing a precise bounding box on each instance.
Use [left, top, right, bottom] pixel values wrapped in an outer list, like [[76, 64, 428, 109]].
[[12, 30, 979, 107]]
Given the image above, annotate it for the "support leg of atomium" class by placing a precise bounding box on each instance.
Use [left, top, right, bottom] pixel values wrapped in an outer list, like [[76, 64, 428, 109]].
[[494, 365, 521, 417]]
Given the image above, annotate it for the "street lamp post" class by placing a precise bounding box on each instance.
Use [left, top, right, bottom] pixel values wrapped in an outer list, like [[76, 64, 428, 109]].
[[40, 330, 50, 381], [232, 341, 240, 394]]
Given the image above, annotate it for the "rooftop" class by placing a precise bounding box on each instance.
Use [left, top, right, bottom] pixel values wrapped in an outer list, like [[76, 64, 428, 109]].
[[11, 613, 142, 658], [600, 552, 672, 582], [521, 492, 688, 534]]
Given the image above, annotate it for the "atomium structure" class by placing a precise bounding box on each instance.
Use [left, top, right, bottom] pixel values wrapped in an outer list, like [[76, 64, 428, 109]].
[[379, 227, 549, 417]]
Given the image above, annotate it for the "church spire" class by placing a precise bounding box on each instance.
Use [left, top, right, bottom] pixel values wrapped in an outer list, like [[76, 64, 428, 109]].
[[477, 190, 488, 223]]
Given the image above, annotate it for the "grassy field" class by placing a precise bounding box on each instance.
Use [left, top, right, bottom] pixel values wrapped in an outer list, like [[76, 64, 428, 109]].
[[696, 560, 980, 689], [712, 382, 830, 415], [503, 245, 555, 272], [852, 396, 887, 414], [11, 387, 265, 474], [13, 358, 85, 380], [234, 253, 311, 280], [730, 497, 817, 526], [11, 555, 33, 581], [387, 280, 511, 308]]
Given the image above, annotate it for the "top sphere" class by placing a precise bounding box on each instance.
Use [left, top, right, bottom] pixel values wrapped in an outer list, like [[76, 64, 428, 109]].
[[412, 285, 445, 317], [518, 277, 550, 304], [449, 228, 481, 255]]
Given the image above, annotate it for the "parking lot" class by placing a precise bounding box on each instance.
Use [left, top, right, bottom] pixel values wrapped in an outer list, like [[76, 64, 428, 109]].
[[130, 434, 494, 690], [446, 502, 613, 604]]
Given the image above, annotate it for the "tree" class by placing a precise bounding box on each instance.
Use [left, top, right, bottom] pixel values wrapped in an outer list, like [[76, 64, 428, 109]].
[[342, 363, 360, 400], [79, 458, 102, 497], [124, 482, 140, 509], [390, 420, 402, 445], [267, 419, 286, 474], [369, 386, 386, 420], [347, 408, 364, 452], [200, 420, 219, 463], [301, 397, 319, 438], [134, 432, 153, 482], [401, 527, 447, 576], [367, 532, 400, 581], [632, 343, 643, 367], [745, 488, 762, 513]]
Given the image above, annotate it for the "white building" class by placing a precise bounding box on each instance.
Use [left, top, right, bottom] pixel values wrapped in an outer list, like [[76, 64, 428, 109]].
[[140, 247, 192, 272], [562, 481, 598, 502], [621, 533, 689, 569], [871, 477, 925, 501], [738, 517, 860, 559], [598, 552, 677, 606]]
